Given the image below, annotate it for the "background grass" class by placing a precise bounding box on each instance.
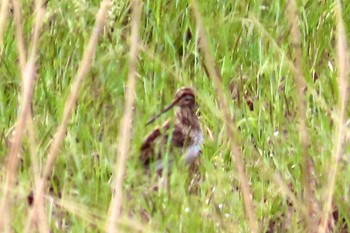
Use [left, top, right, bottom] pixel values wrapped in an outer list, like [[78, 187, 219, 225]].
[[1, 0, 350, 232]]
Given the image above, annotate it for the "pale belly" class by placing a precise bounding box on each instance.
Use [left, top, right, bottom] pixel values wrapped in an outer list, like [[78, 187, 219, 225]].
[[183, 131, 203, 165], [183, 144, 201, 165], [155, 131, 203, 173]]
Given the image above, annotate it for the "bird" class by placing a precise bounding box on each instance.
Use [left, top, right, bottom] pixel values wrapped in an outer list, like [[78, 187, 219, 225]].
[[140, 87, 203, 176]]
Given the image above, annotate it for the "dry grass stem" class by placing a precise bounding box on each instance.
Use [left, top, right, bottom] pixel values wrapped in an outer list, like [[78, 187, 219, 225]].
[[190, 1, 258, 232], [24, 0, 111, 232], [12, 0, 44, 227], [285, 0, 321, 231], [0, 0, 46, 231], [318, 1, 349, 232], [12, 0, 40, 187], [250, 145, 305, 218], [53, 197, 106, 231], [52, 196, 151, 233], [106, 0, 142, 232], [250, 138, 305, 217], [272, 172, 306, 215]]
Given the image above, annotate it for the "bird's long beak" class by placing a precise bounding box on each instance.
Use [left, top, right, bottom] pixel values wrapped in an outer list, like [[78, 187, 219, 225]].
[[145, 97, 181, 126]]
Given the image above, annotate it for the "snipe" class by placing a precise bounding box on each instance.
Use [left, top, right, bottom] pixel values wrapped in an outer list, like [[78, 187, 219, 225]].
[[140, 87, 203, 175]]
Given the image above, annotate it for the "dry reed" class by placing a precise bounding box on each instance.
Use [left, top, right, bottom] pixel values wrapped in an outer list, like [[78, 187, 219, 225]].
[[190, 1, 258, 232], [24, 0, 112, 232], [106, 0, 142, 232], [318, 1, 349, 232], [52, 196, 151, 233], [285, 0, 321, 231], [12, 0, 41, 190], [0, 0, 46, 231], [11, 0, 44, 229]]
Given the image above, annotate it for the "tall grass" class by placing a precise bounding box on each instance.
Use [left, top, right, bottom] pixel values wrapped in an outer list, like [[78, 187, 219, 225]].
[[0, 0, 349, 232], [191, 0, 257, 231], [107, 0, 141, 232], [319, 0, 349, 232], [286, 0, 320, 231]]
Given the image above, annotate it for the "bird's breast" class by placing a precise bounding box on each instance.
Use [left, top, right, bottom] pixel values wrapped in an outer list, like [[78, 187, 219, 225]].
[[183, 130, 203, 165]]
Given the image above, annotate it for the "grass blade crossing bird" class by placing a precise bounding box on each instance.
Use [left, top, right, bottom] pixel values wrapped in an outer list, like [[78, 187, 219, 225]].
[[140, 87, 203, 176]]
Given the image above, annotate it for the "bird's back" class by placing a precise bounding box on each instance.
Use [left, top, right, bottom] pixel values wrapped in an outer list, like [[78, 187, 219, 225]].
[[140, 119, 202, 174]]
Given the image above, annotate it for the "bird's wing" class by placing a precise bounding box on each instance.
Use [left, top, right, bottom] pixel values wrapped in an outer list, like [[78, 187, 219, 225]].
[[140, 119, 171, 166], [170, 124, 186, 147]]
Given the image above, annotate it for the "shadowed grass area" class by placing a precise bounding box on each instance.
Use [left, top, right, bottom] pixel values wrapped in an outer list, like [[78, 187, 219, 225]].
[[1, 0, 350, 232]]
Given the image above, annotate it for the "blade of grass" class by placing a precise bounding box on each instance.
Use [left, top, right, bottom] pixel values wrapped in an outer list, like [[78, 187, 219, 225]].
[[190, 1, 258, 232], [106, 0, 142, 232], [24, 0, 112, 232], [318, 1, 349, 232], [227, 17, 337, 124], [0, 0, 46, 232]]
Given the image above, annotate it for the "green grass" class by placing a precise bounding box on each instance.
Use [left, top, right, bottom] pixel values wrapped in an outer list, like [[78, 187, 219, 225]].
[[1, 0, 350, 232]]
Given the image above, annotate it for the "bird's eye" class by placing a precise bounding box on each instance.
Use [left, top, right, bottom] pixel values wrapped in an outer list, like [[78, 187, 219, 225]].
[[183, 95, 194, 103]]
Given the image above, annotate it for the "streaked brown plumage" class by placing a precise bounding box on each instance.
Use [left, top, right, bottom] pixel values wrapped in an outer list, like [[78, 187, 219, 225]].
[[140, 87, 203, 174]]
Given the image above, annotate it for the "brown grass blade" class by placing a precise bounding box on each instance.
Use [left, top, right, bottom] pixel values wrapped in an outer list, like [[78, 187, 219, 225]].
[[272, 171, 305, 215], [318, 1, 349, 232], [0, 0, 46, 232], [50, 195, 152, 233], [24, 0, 112, 232], [190, 1, 258, 232], [285, 0, 321, 231], [11, 0, 44, 229], [12, 0, 41, 190], [106, 0, 142, 232]]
